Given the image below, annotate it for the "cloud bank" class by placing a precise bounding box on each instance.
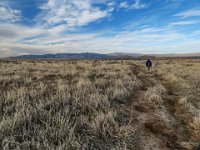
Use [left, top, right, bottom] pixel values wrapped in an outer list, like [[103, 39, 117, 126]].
[[0, 0, 199, 57], [0, 3, 21, 23]]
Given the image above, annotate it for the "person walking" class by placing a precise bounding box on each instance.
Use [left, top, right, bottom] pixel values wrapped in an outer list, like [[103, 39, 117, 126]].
[[146, 59, 152, 71]]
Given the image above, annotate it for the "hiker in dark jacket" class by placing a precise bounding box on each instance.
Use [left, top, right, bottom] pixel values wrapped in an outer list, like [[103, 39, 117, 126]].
[[146, 59, 152, 71]]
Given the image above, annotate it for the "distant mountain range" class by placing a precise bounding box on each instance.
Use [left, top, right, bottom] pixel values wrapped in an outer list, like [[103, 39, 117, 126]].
[[13, 52, 200, 59], [15, 53, 109, 59]]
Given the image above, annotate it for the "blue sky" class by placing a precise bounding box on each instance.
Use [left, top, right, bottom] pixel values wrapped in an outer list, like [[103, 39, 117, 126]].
[[0, 0, 200, 57]]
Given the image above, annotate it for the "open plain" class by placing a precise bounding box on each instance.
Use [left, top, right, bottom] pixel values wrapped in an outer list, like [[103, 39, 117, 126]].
[[0, 59, 200, 150]]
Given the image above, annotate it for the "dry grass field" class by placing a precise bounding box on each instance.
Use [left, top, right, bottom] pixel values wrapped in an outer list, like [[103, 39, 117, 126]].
[[0, 59, 199, 150]]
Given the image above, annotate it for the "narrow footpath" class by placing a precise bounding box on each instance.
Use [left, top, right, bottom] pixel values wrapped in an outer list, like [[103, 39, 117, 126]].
[[129, 63, 198, 150]]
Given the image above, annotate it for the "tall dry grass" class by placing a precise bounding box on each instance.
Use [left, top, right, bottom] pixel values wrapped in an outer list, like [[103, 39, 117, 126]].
[[0, 60, 142, 149], [154, 59, 200, 144]]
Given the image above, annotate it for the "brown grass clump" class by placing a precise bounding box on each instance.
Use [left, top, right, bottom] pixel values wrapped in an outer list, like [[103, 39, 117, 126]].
[[190, 117, 200, 140], [144, 84, 166, 108]]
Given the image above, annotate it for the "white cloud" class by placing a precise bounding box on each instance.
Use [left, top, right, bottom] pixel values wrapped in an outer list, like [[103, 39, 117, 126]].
[[0, 24, 44, 42], [131, 0, 149, 9], [36, 0, 113, 29], [119, 0, 149, 10], [0, 43, 60, 57], [170, 21, 198, 26], [1, 22, 196, 57], [0, 3, 21, 22], [191, 30, 200, 36], [119, 2, 129, 9], [175, 9, 200, 18]]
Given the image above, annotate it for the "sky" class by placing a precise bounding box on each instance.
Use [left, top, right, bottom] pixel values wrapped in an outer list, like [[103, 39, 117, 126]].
[[0, 0, 200, 57]]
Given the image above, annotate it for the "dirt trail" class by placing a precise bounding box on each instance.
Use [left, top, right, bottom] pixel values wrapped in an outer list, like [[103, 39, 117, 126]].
[[129, 64, 193, 150]]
